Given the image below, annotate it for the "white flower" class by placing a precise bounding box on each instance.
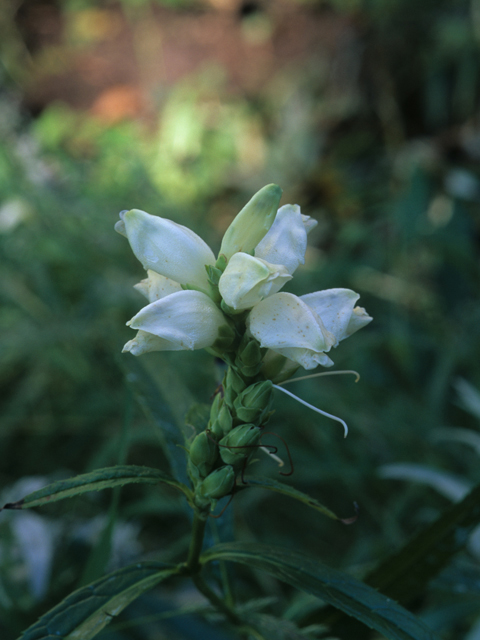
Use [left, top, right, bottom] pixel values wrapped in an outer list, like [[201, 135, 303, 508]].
[[247, 289, 372, 370], [123, 290, 229, 355], [116, 186, 372, 365], [254, 204, 317, 275], [218, 253, 292, 311], [217, 203, 316, 312], [116, 209, 215, 290], [300, 289, 372, 347]]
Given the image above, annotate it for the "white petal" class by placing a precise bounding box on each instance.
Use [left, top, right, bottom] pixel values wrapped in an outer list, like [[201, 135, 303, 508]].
[[345, 306, 373, 337], [301, 289, 360, 346], [247, 292, 336, 370], [122, 209, 215, 289], [127, 290, 227, 351], [123, 330, 181, 355], [255, 204, 310, 275], [219, 253, 292, 310], [134, 270, 183, 302], [301, 213, 318, 235]]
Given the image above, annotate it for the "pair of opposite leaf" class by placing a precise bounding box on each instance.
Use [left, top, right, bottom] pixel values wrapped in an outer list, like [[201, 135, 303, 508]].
[[115, 184, 372, 377]]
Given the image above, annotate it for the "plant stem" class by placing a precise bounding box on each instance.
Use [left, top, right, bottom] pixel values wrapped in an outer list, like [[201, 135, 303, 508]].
[[186, 511, 246, 629], [192, 572, 244, 627], [186, 511, 207, 573]]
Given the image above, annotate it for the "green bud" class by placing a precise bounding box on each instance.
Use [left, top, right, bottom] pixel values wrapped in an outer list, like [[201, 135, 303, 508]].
[[219, 424, 262, 466], [214, 254, 228, 274], [223, 367, 246, 408], [235, 336, 263, 378], [205, 264, 223, 286], [197, 465, 235, 501], [220, 299, 246, 317], [208, 393, 224, 438], [209, 323, 236, 355], [234, 380, 273, 424], [188, 431, 217, 480], [219, 185, 282, 260], [217, 403, 233, 435]]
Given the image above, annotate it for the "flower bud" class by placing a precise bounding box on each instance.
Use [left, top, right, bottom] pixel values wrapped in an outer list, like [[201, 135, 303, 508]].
[[188, 431, 217, 480], [208, 395, 233, 438], [235, 336, 264, 378], [197, 465, 235, 501], [223, 368, 246, 408], [219, 185, 282, 260], [233, 380, 273, 424], [219, 424, 262, 466], [208, 323, 236, 356]]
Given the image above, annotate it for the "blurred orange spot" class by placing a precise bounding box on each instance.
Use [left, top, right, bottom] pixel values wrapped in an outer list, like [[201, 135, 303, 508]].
[[90, 85, 143, 123]]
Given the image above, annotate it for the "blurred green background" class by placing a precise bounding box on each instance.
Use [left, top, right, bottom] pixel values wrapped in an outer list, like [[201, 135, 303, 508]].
[[1, 0, 480, 638]]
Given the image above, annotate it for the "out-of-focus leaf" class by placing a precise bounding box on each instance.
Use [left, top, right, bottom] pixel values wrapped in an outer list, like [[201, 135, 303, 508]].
[[119, 355, 191, 485], [378, 463, 471, 501], [1, 465, 192, 511], [454, 378, 480, 421], [18, 562, 178, 640], [202, 542, 439, 640], [432, 427, 480, 456]]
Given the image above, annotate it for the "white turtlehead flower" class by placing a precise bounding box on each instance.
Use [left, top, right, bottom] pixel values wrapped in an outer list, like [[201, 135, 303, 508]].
[[116, 186, 372, 366], [300, 289, 372, 347], [116, 209, 215, 290], [123, 290, 228, 355], [218, 203, 316, 311], [219, 253, 292, 311], [247, 289, 372, 370], [254, 204, 317, 275], [247, 293, 336, 369]]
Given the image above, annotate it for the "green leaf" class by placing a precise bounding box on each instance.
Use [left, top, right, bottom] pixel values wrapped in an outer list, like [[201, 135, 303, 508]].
[[240, 476, 356, 523], [300, 481, 480, 634], [202, 542, 439, 640], [1, 465, 192, 510], [364, 479, 480, 604], [119, 354, 191, 486], [18, 562, 178, 640]]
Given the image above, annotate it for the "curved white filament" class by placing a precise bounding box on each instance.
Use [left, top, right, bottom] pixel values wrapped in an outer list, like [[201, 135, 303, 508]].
[[273, 384, 348, 438], [278, 370, 360, 386]]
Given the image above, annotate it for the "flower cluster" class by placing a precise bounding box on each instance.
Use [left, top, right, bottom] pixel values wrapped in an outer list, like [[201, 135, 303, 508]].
[[116, 184, 371, 378], [116, 185, 372, 512]]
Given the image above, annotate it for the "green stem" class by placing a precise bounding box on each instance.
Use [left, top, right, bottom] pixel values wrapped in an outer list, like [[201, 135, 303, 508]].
[[186, 512, 247, 630], [186, 511, 207, 573], [192, 573, 244, 627]]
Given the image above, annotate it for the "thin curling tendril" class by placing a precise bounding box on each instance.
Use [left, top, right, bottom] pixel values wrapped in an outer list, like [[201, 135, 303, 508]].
[[277, 369, 360, 385], [273, 384, 349, 438]]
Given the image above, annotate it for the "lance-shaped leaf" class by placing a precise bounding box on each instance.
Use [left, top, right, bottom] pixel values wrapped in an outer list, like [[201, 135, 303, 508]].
[[1, 465, 192, 511], [119, 354, 190, 486], [202, 543, 439, 640], [301, 481, 480, 634], [19, 562, 178, 640], [239, 476, 357, 523]]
